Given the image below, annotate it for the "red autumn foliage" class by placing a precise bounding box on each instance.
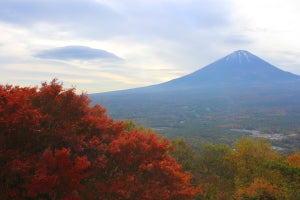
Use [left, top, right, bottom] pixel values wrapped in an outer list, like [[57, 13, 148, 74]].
[[0, 79, 196, 199]]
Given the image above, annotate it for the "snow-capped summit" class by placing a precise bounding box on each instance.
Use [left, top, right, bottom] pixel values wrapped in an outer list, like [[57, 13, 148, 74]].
[[225, 50, 252, 63]]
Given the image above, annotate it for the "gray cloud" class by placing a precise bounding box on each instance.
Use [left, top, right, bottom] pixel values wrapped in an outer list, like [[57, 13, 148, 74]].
[[35, 46, 122, 61], [0, 0, 233, 39], [0, 0, 121, 38], [0, 0, 119, 24]]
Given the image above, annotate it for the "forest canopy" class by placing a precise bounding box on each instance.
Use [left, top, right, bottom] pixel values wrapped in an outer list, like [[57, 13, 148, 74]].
[[1, 80, 300, 200]]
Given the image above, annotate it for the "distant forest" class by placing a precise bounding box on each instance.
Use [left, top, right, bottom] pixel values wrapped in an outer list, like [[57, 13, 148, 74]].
[[1, 80, 300, 199]]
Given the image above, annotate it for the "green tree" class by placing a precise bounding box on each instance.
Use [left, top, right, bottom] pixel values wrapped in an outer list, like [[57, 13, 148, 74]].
[[171, 138, 195, 172], [196, 143, 234, 199], [124, 119, 151, 132]]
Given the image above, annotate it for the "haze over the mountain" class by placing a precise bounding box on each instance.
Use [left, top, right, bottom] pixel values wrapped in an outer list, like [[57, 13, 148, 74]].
[[95, 50, 300, 94]]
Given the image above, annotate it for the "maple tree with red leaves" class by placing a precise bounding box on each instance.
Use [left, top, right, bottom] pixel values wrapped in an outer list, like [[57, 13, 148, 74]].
[[0, 79, 196, 199]]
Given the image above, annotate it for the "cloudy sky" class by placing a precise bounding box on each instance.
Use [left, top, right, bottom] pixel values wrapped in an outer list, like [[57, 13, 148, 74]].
[[1, 0, 300, 93]]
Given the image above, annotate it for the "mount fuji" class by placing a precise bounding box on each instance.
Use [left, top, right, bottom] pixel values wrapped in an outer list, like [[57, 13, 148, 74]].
[[89, 50, 300, 135]]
